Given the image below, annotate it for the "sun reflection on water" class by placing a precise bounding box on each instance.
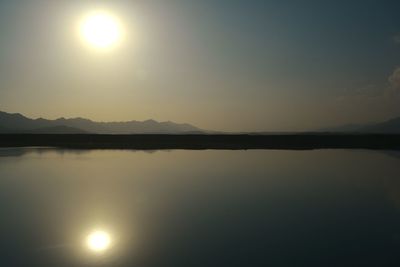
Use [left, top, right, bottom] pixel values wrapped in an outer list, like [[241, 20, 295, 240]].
[[86, 230, 112, 253]]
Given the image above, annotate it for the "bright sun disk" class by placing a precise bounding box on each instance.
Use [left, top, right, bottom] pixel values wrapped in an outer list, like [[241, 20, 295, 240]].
[[81, 11, 122, 49]]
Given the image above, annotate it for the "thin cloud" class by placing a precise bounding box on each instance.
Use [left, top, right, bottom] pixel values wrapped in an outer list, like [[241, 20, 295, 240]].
[[389, 67, 400, 93], [394, 33, 400, 44]]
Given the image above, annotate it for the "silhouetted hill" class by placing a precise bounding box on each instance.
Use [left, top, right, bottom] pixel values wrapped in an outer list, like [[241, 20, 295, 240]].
[[358, 117, 400, 133], [27, 126, 89, 134], [319, 124, 365, 132], [0, 125, 8, 133], [320, 117, 400, 133], [0, 111, 203, 134]]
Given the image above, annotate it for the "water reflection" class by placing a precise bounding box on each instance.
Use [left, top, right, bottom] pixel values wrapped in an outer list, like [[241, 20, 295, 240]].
[[0, 147, 160, 158], [0, 149, 400, 266], [86, 230, 111, 253]]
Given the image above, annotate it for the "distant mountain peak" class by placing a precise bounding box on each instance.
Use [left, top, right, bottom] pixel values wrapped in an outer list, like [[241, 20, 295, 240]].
[[0, 110, 204, 134]]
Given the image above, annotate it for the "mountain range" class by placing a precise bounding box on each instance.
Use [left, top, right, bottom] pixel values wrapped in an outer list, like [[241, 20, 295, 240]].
[[1, 110, 400, 134], [319, 117, 400, 133], [0, 111, 203, 134]]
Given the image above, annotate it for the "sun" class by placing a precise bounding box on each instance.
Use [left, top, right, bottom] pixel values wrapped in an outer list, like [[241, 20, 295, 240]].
[[86, 230, 112, 253], [80, 11, 122, 49]]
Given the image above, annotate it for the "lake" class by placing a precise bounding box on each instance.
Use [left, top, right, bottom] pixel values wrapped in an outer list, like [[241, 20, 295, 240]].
[[0, 148, 400, 266]]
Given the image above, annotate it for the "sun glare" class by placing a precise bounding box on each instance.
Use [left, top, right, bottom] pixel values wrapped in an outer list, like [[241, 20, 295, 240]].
[[86, 230, 111, 253], [80, 11, 122, 49]]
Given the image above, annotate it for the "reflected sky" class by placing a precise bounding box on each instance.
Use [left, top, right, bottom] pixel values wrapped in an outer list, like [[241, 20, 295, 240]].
[[0, 149, 400, 266]]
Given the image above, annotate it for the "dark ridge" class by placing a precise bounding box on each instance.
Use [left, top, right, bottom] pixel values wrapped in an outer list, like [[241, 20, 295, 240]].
[[27, 126, 90, 134], [1, 134, 400, 150]]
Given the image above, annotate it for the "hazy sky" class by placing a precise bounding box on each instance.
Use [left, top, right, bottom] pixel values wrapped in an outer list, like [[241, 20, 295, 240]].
[[1, 0, 400, 131]]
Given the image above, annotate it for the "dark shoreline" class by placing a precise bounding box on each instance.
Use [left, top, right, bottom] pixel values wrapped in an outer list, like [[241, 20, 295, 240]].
[[1, 134, 400, 150]]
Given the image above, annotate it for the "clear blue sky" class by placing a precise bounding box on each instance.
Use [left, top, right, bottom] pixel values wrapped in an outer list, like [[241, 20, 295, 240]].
[[0, 0, 400, 131]]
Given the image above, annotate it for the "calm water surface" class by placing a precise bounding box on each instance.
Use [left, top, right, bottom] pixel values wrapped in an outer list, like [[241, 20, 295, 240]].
[[0, 148, 400, 266]]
